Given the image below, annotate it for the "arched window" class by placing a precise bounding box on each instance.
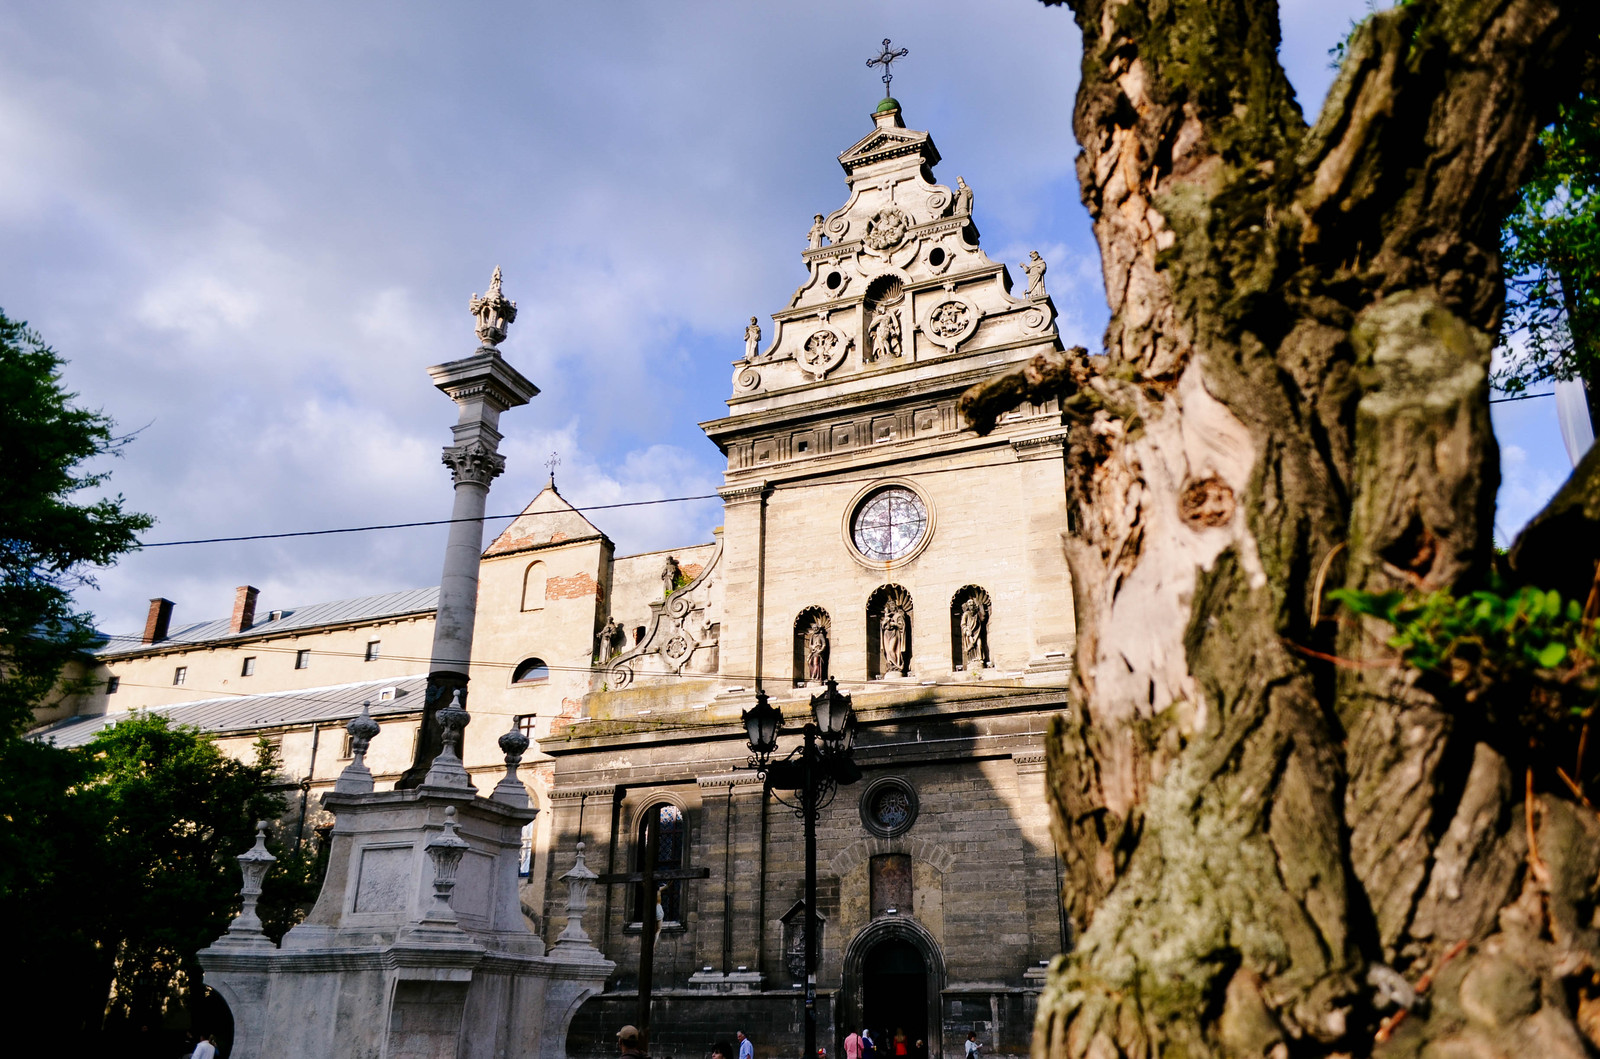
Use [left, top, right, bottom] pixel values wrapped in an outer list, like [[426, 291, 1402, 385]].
[[512, 657, 550, 684], [793, 606, 831, 687], [522, 561, 546, 612], [866, 584, 913, 679], [634, 803, 685, 925], [950, 586, 992, 671]]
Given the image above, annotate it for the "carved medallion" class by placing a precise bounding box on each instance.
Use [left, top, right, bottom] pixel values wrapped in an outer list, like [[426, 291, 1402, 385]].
[[927, 300, 970, 338], [863, 208, 911, 251], [798, 328, 847, 379]]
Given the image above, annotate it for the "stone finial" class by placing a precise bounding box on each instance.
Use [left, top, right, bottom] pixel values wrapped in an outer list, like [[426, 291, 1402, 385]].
[[334, 701, 381, 794], [469, 266, 518, 348], [218, 820, 277, 948], [424, 688, 473, 789], [492, 718, 532, 807], [420, 805, 471, 926], [552, 841, 603, 955]]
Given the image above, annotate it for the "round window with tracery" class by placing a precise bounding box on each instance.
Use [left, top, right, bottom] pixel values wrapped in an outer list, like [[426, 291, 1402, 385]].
[[860, 777, 919, 838], [851, 487, 929, 563]]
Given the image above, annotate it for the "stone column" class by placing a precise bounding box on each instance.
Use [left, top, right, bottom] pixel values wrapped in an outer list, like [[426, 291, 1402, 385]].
[[400, 268, 539, 789]]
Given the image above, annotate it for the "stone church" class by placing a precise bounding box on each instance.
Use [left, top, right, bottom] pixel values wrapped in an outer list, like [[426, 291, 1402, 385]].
[[34, 97, 1075, 1059]]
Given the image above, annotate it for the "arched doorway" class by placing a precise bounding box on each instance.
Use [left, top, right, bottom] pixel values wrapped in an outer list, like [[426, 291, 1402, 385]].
[[843, 916, 945, 1059], [863, 938, 928, 1050]]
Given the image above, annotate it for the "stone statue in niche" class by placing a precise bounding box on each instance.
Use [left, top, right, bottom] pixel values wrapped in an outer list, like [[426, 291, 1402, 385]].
[[960, 596, 989, 669], [869, 303, 903, 361], [804, 621, 829, 683], [807, 214, 829, 249], [597, 616, 623, 662], [661, 556, 683, 598], [881, 601, 909, 676], [954, 176, 973, 217], [1022, 251, 1048, 301], [744, 316, 762, 361]]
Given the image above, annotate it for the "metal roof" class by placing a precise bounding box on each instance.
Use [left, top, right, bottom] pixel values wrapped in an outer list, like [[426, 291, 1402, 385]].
[[31, 674, 428, 748], [97, 586, 440, 657]]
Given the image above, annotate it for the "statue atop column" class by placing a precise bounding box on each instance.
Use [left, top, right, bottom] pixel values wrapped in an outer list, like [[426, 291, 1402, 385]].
[[744, 316, 762, 361], [470, 266, 518, 348], [1021, 251, 1048, 301]]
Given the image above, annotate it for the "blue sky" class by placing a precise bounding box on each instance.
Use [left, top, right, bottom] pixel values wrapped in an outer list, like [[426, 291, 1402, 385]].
[[0, 1, 1571, 635]]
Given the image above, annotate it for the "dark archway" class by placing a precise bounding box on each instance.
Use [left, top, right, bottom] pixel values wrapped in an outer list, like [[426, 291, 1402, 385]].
[[842, 915, 945, 1059], [864, 938, 927, 1051]]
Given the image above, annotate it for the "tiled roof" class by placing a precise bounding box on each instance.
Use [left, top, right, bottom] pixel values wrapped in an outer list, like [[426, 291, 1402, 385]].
[[97, 586, 440, 657], [30, 675, 428, 748]]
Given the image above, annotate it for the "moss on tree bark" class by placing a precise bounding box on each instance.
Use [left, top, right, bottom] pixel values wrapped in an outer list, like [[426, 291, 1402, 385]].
[[962, 0, 1600, 1054]]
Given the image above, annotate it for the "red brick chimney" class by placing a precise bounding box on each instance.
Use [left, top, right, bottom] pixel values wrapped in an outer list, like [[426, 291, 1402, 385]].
[[230, 585, 260, 634], [142, 598, 174, 645]]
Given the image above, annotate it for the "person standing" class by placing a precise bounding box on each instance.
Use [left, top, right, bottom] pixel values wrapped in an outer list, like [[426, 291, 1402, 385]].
[[737, 1029, 754, 1059], [964, 1033, 983, 1059], [191, 1032, 217, 1059], [844, 1029, 863, 1059], [893, 1028, 908, 1058], [861, 1029, 876, 1059], [618, 1025, 650, 1059]]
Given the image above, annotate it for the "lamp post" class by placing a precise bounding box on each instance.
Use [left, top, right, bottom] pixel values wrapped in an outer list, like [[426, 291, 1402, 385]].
[[742, 679, 860, 1059]]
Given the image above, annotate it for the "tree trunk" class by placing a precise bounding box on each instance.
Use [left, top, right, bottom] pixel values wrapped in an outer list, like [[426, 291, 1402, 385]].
[[961, 1, 1600, 1054]]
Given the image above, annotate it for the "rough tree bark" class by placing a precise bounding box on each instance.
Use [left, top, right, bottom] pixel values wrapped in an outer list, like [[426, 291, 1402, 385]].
[[960, 1, 1600, 1055]]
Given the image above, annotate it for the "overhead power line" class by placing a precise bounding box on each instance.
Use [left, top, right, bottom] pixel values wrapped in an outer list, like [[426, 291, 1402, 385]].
[[133, 453, 1039, 549]]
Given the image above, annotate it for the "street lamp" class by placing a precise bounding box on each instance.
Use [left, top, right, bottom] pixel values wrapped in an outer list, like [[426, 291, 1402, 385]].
[[742, 678, 859, 1059]]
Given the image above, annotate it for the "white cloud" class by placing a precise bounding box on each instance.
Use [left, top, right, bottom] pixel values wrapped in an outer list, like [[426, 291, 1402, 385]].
[[3, 0, 1473, 635]]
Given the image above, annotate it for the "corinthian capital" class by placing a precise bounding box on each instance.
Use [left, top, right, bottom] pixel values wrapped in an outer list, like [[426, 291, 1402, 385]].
[[442, 442, 506, 486]]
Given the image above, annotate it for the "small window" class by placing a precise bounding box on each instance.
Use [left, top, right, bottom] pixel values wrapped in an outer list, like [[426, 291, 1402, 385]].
[[173, 666, 187, 686], [378, 686, 397, 702], [512, 658, 550, 684], [106, 675, 120, 694], [515, 713, 537, 738], [241, 656, 256, 677], [365, 640, 380, 662], [340, 728, 354, 759], [295, 649, 310, 670]]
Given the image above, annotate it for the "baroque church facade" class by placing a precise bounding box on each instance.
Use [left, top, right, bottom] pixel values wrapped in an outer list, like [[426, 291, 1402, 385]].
[[34, 99, 1075, 1059]]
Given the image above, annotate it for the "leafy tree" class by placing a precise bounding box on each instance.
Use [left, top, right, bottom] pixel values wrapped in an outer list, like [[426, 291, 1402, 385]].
[[961, 0, 1599, 1054], [1494, 94, 1600, 419], [0, 308, 152, 734], [7, 715, 288, 1045]]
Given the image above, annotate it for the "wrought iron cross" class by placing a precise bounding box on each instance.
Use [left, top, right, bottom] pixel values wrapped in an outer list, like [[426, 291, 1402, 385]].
[[545, 451, 560, 485], [866, 38, 909, 97]]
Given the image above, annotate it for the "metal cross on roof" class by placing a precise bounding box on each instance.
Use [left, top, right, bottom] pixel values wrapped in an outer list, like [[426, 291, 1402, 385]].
[[545, 451, 560, 485], [866, 38, 909, 98]]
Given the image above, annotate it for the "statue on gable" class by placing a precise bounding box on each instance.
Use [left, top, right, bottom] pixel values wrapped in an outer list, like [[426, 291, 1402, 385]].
[[597, 616, 623, 663], [954, 176, 973, 217], [1022, 251, 1048, 301], [661, 555, 683, 598], [960, 596, 989, 670], [804, 621, 829, 684], [880, 602, 908, 676], [744, 316, 762, 361], [469, 266, 518, 347], [870, 302, 903, 361], [807, 214, 829, 250]]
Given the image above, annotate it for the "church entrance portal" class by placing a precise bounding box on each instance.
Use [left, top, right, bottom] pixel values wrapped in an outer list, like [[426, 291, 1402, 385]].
[[862, 938, 929, 1051]]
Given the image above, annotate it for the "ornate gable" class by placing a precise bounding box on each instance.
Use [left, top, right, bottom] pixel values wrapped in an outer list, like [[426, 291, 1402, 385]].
[[716, 100, 1059, 405]]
